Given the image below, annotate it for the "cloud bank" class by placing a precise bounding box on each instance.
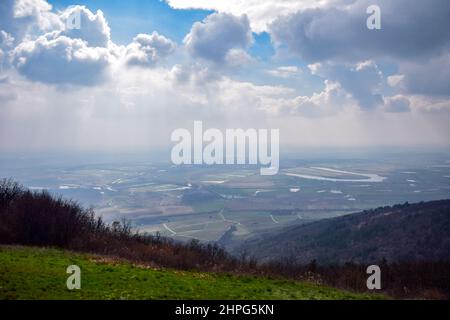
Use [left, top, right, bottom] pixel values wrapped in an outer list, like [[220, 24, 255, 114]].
[[0, 0, 449, 152]]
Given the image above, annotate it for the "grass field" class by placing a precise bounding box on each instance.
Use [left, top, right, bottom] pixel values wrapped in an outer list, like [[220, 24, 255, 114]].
[[0, 246, 384, 300]]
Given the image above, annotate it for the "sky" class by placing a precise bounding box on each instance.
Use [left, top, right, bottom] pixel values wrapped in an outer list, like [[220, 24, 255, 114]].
[[0, 0, 450, 153]]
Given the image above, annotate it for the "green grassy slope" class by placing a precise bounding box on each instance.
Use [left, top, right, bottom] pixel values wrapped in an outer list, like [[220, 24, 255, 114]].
[[0, 246, 383, 300]]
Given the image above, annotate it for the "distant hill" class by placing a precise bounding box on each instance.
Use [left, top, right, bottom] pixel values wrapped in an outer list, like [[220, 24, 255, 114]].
[[237, 200, 450, 265]]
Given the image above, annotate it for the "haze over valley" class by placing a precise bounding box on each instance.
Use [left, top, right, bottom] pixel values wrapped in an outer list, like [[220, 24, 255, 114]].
[[2, 150, 448, 254]]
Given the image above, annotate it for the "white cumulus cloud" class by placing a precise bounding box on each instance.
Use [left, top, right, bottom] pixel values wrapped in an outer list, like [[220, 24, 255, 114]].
[[184, 13, 253, 66], [266, 66, 301, 78], [59, 6, 111, 48], [12, 34, 113, 85], [125, 32, 176, 67]]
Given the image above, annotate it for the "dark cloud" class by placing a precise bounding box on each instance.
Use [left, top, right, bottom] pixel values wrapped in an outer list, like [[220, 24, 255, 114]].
[[269, 0, 450, 62], [270, 0, 450, 100]]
